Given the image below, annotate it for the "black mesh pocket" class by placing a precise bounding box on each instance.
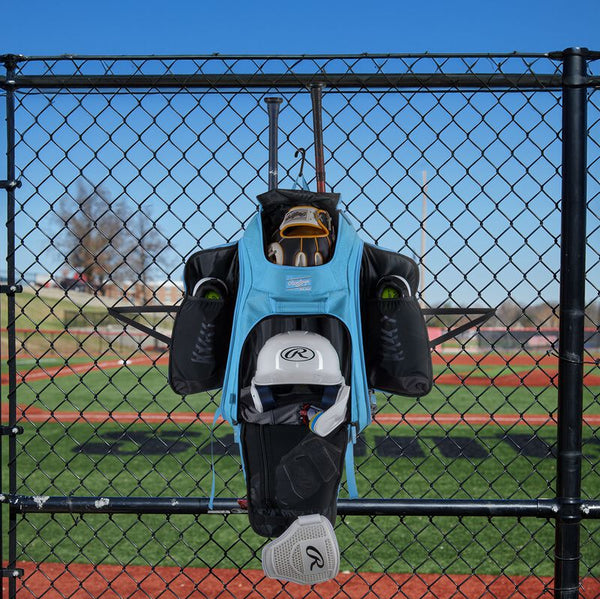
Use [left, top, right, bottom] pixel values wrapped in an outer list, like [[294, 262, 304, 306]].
[[168, 296, 231, 395], [275, 433, 344, 511], [365, 297, 432, 396]]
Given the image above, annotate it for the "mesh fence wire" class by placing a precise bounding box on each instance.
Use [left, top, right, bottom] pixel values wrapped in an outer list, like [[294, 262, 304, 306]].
[[1, 53, 599, 598]]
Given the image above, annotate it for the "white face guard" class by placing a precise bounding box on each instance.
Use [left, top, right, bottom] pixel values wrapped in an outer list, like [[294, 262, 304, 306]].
[[306, 385, 350, 437], [262, 514, 340, 585]]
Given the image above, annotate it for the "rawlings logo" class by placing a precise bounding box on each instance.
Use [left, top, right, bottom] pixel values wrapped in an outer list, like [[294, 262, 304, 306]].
[[280, 346, 316, 362], [305, 545, 325, 571], [286, 275, 312, 291], [286, 208, 310, 221]]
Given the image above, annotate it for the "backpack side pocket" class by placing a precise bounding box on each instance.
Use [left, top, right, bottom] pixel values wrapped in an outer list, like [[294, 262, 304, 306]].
[[168, 295, 231, 395], [365, 296, 432, 397]]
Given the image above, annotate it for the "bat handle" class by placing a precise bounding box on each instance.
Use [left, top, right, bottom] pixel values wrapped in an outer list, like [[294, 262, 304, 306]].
[[264, 97, 283, 191], [310, 83, 326, 193]]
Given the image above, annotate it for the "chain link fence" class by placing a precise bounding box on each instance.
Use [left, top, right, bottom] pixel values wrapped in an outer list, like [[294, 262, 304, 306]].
[[1, 51, 599, 598]]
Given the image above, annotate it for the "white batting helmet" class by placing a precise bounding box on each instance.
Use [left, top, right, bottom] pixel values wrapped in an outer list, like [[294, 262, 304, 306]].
[[249, 332, 350, 436], [252, 331, 344, 387]]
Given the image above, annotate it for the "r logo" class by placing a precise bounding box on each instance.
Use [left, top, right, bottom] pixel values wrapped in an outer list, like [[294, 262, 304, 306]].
[[280, 346, 316, 362], [305, 545, 325, 571]]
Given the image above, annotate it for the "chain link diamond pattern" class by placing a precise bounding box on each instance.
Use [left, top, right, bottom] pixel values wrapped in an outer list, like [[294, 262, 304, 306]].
[[1, 53, 598, 598]]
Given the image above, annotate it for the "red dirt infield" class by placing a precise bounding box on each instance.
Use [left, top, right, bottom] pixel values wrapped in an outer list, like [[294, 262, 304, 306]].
[[4, 403, 600, 427], [8, 561, 600, 599]]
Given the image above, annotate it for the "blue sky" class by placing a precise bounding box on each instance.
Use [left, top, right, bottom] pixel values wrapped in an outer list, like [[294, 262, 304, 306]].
[[1, 0, 598, 56], [1, 1, 599, 308]]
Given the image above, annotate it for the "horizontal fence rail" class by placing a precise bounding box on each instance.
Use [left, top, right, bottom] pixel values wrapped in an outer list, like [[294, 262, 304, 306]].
[[3, 494, 600, 518], [0, 73, 567, 90]]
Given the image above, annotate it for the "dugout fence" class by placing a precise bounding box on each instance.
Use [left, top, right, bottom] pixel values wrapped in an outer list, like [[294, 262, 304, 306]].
[[1, 49, 599, 598]]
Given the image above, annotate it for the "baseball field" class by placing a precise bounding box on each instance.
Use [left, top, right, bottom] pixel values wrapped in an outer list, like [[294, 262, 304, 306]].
[[2, 348, 600, 597]]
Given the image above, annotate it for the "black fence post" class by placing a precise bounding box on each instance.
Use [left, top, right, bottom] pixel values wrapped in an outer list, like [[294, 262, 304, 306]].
[[0, 58, 3, 598], [2, 53, 22, 599], [554, 47, 589, 599]]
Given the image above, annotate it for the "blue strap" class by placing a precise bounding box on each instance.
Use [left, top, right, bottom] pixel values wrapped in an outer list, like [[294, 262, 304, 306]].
[[321, 385, 338, 409], [292, 174, 310, 191], [233, 424, 246, 479], [208, 405, 223, 509], [345, 426, 358, 499], [255, 385, 276, 411]]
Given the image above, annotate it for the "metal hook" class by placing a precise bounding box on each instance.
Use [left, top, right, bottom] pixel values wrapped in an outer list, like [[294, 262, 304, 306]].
[[294, 147, 307, 178]]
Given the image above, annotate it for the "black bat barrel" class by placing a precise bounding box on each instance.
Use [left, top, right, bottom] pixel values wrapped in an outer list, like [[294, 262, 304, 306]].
[[264, 97, 283, 190], [310, 83, 326, 193]]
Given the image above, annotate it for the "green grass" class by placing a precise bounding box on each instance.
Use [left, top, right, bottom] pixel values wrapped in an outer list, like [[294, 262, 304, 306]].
[[1, 355, 120, 376], [11, 366, 218, 414], [435, 361, 599, 378], [2, 364, 599, 578], [384, 385, 563, 416], [2, 292, 108, 330], [7, 363, 599, 416], [4, 420, 600, 577]]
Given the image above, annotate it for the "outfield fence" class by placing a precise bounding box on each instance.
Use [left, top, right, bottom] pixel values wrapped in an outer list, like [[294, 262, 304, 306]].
[[1, 50, 599, 598]]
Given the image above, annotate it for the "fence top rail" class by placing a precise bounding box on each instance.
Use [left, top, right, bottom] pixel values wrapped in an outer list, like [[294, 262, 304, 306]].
[[0, 52, 574, 62], [2, 50, 598, 69], [0, 72, 568, 91], [3, 51, 598, 91]]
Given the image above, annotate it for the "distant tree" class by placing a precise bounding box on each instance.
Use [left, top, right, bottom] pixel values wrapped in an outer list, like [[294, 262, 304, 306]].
[[488, 299, 523, 328], [426, 300, 461, 328], [55, 181, 130, 291], [524, 302, 559, 328], [120, 208, 170, 303], [54, 181, 174, 305], [585, 299, 600, 328]]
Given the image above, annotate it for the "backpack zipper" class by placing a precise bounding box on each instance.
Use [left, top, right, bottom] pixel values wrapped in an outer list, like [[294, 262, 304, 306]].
[[259, 425, 270, 507]]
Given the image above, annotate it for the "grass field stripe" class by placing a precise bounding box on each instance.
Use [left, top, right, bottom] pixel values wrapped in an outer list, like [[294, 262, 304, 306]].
[[1, 355, 169, 384]]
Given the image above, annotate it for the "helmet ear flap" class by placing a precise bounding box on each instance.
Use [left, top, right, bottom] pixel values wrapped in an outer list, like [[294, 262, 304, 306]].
[[250, 382, 276, 413], [249, 383, 264, 413], [308, 384, 350, 437]]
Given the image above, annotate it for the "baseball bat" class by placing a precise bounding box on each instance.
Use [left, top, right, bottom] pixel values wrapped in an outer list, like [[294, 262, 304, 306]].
[[310, 83, 326, 193], [264, 97, 283, 190]]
